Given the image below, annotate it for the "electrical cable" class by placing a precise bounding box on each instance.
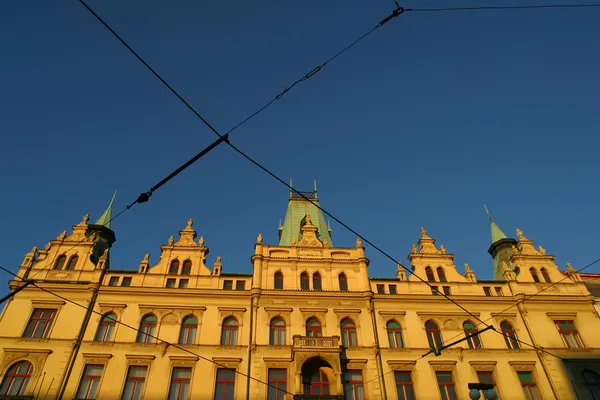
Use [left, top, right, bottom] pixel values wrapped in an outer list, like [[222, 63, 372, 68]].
[[0, 265, 296, 398]]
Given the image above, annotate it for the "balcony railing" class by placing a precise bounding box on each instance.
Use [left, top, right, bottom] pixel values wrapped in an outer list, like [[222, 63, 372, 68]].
[[293, 395, 344, 400], [293, 335, 339, 348]]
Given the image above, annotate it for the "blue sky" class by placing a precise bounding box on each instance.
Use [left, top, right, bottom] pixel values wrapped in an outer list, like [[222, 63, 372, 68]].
[[1, 0, 599, 298]]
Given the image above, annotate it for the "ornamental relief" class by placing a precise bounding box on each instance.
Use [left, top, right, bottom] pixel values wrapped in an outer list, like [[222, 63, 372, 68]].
[[263, 362, 289, 368], [217, 311, 245, 325]]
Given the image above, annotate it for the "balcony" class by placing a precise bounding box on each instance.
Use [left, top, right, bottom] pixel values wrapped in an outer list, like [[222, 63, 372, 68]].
[[293, 396, 344, 400], [293, 335, 339, 349]]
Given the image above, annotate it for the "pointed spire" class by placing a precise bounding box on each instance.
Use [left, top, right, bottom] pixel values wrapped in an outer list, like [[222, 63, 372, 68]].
[[484, 204, 508, 244], [95, 191, 117, 229], [314, 180, 318, 199], [289, 178, 293, 197]]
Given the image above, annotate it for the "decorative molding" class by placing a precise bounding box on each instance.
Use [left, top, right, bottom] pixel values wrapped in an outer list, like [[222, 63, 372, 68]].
[[218, 307, 246, 324], [417, 311, 480, 318], [169, 355, 199, 366], [469, 361, 497, 370], [264, 307, 293, 325], [346, 359, 368, 370], [333, 308, 362, 314], [212, 357, 242, 368], [387, 360, 416, 371], [377, 311, 406, 317], [81, 353, 112, 364], [299, 308, 328, 313], [264, 307, 294, 313], [31, 299, 65, 308], [263, 357, 293, 364], [428, 360, 457, 370], [490, 312, 517, 318], [509, 361, 536, 371], [125, 354, 156, 365], [546, 312, 577, 319], [97, 302, 127, 315]]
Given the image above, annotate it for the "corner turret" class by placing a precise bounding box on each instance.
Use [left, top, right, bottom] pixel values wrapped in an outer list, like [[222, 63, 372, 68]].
[[484, 205, 517, 280]]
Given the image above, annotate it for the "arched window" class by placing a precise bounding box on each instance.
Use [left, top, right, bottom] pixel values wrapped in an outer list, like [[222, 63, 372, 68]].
[[530, 268, 540, 283], [221, 317, 238, 345], [136, 314, 157, 343], [94, 313, 117, 342], [66, 255, 79, 271], [540, 268, 551, 283], [169, 260, 180, 275], [425, 267, 435, 282], [500, 321, 520, 349], [306, 317, 322, 337], [463, 321, 482, 349], [582, 370, 600, 400], [313, 272, 322, 291], [338, 273, 348, 291], [181, 260, 192, 275], [386, 320, 403, 348], [274, 271, 283, 289], [300, 272, 309, 291], [54, 255, 67, 270], [0, 361, 33, 396], [340, 318, 357, 347], [425, 320, 443, 350], [436, 267, 447, 282], [270, 317, 286, 345], [179, 315, 197, 345], [306, 370, 329, 395]]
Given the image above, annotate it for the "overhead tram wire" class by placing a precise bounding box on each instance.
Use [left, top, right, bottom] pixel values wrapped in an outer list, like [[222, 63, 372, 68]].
[[0, 136, 226, 305], [0, 266, 296, 398], [76, 0, 496, 332]]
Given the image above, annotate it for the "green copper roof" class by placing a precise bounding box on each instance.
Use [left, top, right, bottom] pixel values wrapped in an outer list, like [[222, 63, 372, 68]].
[[95, 191, 117, 229], [484, 204, 508, 244], [279, 185, 332, 246]]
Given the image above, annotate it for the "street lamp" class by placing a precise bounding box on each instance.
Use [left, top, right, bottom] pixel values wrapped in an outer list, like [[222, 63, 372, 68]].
[[468, 383, 499, 400]]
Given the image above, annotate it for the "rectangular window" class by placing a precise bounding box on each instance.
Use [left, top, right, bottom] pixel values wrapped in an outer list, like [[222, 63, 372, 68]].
[[23, 308, 56, 338], [518, 372, 541, 400], [76, 364, 103, 399], [483, 287, 492, 296], [121, 277, 132, 287], [394, 371, 415, 400], [267, 369, 287, 400], [223, 280, 233, 290], [344, 370, 364, 400], [108, 277, 119, 286], [443, 286, 451, 296], [494, 287, 504, 296], [168, 367, 191, 400], [178, 279, 189, 289], [431, 286, 439, 295], [389, 285, 397, 294], [555, 320, 584, 348], [121, 366, 147, 400], [477, 371, 499, 399], [166, 278, 176, 288], [436, 371, 457, 400], [236, 281, 246, 290], [376, 284, 385, 294], [214, 368, 235, 400]]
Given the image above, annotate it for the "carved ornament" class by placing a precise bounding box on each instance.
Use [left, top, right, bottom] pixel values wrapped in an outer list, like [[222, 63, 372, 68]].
[[387, 359, 416, 371], [81, 353, 112, 364], [297, 217, 323, 248], [0, 348, 52, 376]]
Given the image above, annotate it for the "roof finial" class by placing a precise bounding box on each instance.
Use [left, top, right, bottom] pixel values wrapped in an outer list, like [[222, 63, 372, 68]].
[[484, 204, 493, 222], [289, 178, 293, 197], [484, 205, 508, 243], [94, 190, 117, 229]]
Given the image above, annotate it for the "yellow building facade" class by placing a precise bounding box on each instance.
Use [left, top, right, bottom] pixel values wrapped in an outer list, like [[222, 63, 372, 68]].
[[1, 189, 599, 400]]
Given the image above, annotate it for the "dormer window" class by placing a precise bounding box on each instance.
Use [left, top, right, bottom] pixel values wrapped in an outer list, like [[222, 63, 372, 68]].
[[169, 260, 180, 275]]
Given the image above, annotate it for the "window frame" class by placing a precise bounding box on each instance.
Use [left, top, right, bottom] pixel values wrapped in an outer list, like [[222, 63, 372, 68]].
[[463, 321, 482, 349], [23, 308, 57, 338], [54, 254, 67, 270], [169, 260, 180, 275], [435, 371, 458, 400], [179, 315, 198, 345], [344, 370, 364, 400], [530, 268, 540, 283], [181, 260, 192, 275], [582, 369, 600, 400], [443, 286, 451, 296], [223, 280, 233, 290], [500, 320, 520, 349], [120, 365, 148, 400], [540, 268, 551, 283], [555, 320, 584, 348], [338, 273, 348, 291], [394, 371, 415, 400], [517, 371, 541, 400], [121, 277, 132, 287], [108, 277, 119, 286], [312, 272, 322, 291], [386, 320, 404, 348], [425, 266, 436, 282], [425, 320, 443, 350], [300, 272, 309, 291], [306, 317, 322, 337], [483, 287, 492, 296], [267, 368, 287, 400], [476, 371, 499, 400], [376, 284, 385, 294], [66, 255, 79, 271], [221, 317, 239, 345], [168, 366, 192, 400], [274, 271, 283, 289], [0, 360, 33, 396], [436, 267, 447, 282], [494, 287, 504, 296], [166, 278, 176, 288], [76, 364, 104, 400], [269, 317, 286, 345], [136, 314, 157, 344], [179, 279, 189, 289], [389, 284, 397, 294], [94, 313, 117, 342], [214, 368, 236, 400], [235, 281, 245, 290], [340, 318, 358, 347]]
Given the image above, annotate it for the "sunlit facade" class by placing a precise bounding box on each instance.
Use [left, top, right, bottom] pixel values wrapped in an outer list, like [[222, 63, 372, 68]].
[[1, 189, 599, 400]]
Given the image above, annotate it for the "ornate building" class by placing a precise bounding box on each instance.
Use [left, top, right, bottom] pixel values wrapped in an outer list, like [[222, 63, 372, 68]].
[[1, 188, 599, 400]]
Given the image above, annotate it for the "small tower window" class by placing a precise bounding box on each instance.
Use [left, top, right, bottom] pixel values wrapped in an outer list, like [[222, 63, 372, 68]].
[[338, 273, 348, 291], [181, 260, 192, 275], [425, 267, 435, 282], [300, 272, 309, 291], [530, 268, 540, 283], [313, 272, 322, 291], [436, 267, 447, 282], [66, 255, 79, 271], [540, 268, 551, 283], [169, 260, 180, 275], [274, 271, 283, 289], [54, 255, 67, 270]]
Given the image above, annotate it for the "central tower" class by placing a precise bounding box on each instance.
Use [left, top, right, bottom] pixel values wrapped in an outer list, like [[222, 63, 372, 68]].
[[278, 181, 332, 246]]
